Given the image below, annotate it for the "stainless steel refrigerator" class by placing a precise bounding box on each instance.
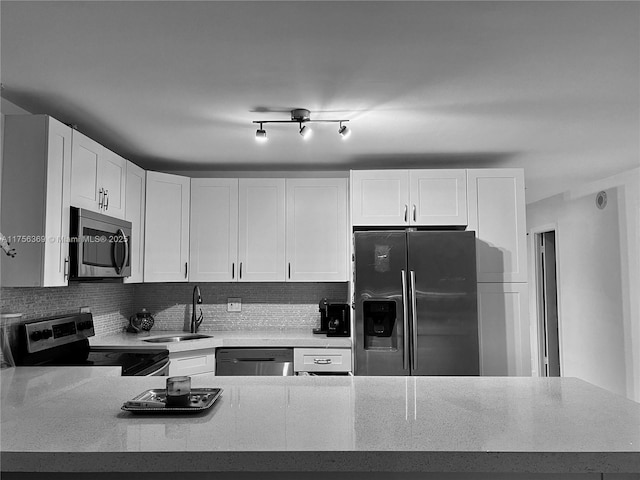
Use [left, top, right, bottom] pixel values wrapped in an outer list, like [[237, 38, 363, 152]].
[[354, 230, 479, 376]]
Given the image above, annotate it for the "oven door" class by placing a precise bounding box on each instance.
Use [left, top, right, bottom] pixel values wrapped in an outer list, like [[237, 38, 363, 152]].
[[72, 208, 131, 278], [139, 358, 171, 376]]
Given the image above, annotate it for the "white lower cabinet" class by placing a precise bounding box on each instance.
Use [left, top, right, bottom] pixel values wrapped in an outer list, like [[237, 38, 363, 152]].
[[168, 349, 215, 376], [477, 282, 530, 376], [294, 348, 352, 374]]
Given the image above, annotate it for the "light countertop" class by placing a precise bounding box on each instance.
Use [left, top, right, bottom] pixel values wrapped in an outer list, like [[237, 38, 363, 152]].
[[90, 329, 351, 353], [1, 367, 639, 477]]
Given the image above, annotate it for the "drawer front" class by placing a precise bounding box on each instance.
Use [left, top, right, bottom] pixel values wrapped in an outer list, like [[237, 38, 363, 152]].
[[294, 348, 352, 372], [169, 351, 215, 376]]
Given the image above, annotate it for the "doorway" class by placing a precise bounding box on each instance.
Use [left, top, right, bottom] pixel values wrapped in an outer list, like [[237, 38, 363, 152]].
[[535, 230, 560, 377]]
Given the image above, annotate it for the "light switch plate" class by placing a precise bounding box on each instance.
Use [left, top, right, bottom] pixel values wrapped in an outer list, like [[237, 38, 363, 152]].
[[227, 298, 242, 312], [80, 306, 91, 314]]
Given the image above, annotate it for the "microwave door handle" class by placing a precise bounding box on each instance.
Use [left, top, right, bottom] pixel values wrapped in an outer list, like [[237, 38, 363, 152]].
[[115, 228, 128, 275]]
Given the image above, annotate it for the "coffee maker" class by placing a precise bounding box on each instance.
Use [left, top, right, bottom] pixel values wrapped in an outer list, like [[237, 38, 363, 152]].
[[314, 298, 350, 337]]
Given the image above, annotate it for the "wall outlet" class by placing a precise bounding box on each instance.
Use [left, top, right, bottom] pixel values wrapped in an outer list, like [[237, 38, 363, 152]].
[[227, 298, 242, 312], [80, 306, 91, 314]]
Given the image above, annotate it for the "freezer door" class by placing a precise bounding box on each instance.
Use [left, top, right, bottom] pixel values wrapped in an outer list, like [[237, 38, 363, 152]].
[[354, 231, 409, 375], [407, 231, 479, 375]]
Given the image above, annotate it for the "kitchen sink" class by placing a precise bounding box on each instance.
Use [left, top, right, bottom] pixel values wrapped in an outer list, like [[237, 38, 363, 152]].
[[143, 334, 213, 343]]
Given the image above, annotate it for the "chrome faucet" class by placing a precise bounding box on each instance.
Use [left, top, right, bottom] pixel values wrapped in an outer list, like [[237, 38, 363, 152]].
[[191, 285, 204, 333]]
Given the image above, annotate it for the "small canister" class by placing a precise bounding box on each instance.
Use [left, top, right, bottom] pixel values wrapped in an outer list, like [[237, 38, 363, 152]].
[[166, 376, 191, 407]]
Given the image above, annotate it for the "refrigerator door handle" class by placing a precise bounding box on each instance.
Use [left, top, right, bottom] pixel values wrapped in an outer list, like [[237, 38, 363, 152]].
[[410, 270, 418, 371], [401, 269, 409, 370]]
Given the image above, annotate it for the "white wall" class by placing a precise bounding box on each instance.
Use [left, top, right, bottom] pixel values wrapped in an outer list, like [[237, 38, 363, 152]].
[[527, 168, 640, 402]]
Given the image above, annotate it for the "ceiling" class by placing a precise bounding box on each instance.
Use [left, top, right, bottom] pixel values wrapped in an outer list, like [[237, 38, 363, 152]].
[[1, 1, 638, 203]]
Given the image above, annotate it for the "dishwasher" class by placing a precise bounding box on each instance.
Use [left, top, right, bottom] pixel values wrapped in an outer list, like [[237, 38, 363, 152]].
[[215, 348, 294, 376]]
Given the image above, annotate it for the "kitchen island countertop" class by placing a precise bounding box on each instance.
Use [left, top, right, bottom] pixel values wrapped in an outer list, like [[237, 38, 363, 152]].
[[1, 367, 639, 479], [90, 329, 351, 353]]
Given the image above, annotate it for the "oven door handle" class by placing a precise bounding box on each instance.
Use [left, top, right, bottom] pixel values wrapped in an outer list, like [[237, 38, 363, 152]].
[[114, 228, 129, 275], [145, 358, 171, 376]]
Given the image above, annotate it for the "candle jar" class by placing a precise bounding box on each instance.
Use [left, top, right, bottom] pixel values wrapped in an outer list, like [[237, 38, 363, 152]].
[[166, 376, 191, 407]]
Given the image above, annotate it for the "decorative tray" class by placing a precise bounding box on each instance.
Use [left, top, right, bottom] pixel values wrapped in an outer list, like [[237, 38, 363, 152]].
[[121, 388, 223, 414]]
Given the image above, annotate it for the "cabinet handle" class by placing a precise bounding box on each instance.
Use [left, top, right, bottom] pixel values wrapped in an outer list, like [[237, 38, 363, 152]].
[[64, 257, 70, 280], [288, 262, 291, 279], [185, 262, 188, 279], [239, 262, 243, 279], [104, 190, 109, 210], [98, 188, 104, 209], [313, 358, 332, 365], [412, 204, 416, 222], [232, 263, 235, 280], [404, 204, 408, 223]]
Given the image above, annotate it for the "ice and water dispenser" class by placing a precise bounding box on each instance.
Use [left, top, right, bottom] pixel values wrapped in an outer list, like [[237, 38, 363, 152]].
[[362, 300, 398, 350]]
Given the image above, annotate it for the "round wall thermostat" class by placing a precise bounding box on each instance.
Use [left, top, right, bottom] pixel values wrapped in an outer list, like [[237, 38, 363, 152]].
[[595, 191, 607, 210]]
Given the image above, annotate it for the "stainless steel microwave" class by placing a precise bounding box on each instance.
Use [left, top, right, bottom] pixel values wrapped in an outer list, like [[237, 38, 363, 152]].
[[69, 207, 131, 279]]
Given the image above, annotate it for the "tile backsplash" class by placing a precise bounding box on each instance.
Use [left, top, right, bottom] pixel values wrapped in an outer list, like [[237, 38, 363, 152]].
[[133, 282, 349, 332], [1, 281, 349, 335], [1, 282, 135, 336]]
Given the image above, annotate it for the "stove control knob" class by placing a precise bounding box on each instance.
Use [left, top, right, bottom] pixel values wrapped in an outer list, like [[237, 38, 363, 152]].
[[30, 330, 43, 341], [42, 329, 53, 339], [78, 321, 92, 331]]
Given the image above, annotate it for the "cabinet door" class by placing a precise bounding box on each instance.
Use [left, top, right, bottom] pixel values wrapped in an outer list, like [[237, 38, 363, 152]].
[[190, 178, 239, 282], [286, 178, 348, 281], [124, 162, 146, 283], [467, 169, 527, 282], [477, 282, 530, 376], [409, 169, 467, 226], [70, 130, 102, 211], [42, 118, 73, 287], [237, 178, 286, 281], [99, 149, 127, 219], [351, 170, 410, 226], [1, 115, 72, 287], [144, 171, 190, 282]]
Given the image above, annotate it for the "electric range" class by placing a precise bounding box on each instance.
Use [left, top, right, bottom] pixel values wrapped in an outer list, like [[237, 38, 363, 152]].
[[14, 313, 169, 376]]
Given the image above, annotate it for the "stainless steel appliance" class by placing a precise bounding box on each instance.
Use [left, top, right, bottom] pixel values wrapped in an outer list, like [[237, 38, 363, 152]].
[[14, 313, 170, 376], [69, 207, 131, 279], [354, 230, 478, 376], [215, 348, 294, 376], [313, 299, 350, 337]]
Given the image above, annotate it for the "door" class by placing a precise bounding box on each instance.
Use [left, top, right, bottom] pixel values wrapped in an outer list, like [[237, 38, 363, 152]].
[[536, 231, 560, 377], [144, 171, 190, 282], [351, 170, 410, 226], [190, 178, 239, 282], [285, 178, 348, 281], [237, 178, 286, 281], [407, 231, 479, 375], [124, 161, 146, 283], [409, 169, 468, 226], [99, 149, 127, 219], [70, 130, 101, 210], [354, 231, 409, 375]]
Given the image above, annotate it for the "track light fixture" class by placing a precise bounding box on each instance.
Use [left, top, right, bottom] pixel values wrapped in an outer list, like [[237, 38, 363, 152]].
[[253, 108, 350, 142], [255, 122, 267, 142]]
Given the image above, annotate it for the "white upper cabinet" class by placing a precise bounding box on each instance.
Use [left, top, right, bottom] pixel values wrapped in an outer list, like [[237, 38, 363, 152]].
[[144, 171, 190, 282], [351, 170, 409, 225], [351, 169, 467, 226], [1, 115, 72, 287], [123, 161, 146, 283], [467, 168, 527, 283], [70, 130, 126, 219], [237, 178, 286, 282], [409, 170, 467, 226], [189, 178, 239, 282], [286, 178, 348, 281]]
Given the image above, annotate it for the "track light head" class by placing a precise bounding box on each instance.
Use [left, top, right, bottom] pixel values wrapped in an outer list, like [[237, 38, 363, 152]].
[[338, 123, 351, 139], [299, 124, 312, 139], [255, 123, 267, 142]]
